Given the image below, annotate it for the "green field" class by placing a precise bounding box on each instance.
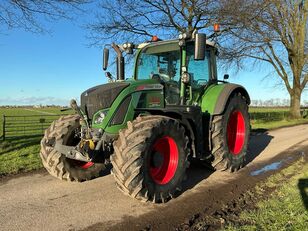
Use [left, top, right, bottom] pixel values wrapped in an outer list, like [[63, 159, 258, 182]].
[[249, 106, 290, 113], [0, 107, 73, 137], [0, 107, 72, 175], [249, 107, 308, 130], [0, 106, 72, 116]]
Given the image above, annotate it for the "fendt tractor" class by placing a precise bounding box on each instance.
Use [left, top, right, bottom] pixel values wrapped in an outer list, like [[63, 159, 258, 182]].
[[40, 30, 250, 203]]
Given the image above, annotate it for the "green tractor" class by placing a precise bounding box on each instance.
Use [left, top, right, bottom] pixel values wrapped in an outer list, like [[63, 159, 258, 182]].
[[40, 31, 250, 203]]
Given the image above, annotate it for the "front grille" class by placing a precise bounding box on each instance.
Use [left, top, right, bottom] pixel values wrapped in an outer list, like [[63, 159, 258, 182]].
[[80, 82, 129, 119]]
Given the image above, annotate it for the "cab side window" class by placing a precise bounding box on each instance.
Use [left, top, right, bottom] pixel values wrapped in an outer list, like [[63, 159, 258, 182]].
[[186, 43, 211, 87]]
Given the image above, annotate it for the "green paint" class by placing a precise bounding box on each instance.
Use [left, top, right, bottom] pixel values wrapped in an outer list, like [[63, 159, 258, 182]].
[[201, 84, 225, 114], [180, 48, 186, 99], [189, 86, 203, 105], [91, 79, 163, 134]]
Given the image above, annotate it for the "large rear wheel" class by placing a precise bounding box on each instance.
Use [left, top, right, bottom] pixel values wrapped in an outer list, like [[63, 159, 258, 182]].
[[211, 94, 250, 172], [111, 115, 190, 203], [40, 115, 105, 181]]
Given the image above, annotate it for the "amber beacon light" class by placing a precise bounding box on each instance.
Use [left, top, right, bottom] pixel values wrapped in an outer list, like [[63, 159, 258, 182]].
[[214, 23, 220, 33]]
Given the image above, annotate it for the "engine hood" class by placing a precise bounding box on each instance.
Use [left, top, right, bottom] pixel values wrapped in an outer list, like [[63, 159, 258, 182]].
[[80, 82, 130, 119]]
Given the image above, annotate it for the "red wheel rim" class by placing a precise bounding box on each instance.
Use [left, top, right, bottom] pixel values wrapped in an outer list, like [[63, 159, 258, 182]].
[[71, 160, 94, 169], [80, 161, 94, 169], [227, 110, 246, 155], [149, 136, 179, 185]]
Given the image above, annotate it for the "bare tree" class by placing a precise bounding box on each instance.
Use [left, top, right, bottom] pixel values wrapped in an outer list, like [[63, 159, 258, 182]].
[[0, 0, 87, 33], [90, 0, 307, 118], [219, 0, 308, 118], [88, 0, 218, 44]]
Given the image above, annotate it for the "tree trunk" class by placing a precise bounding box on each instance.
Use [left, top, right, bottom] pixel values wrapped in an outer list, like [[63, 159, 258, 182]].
[[289, 87, 302, 119]]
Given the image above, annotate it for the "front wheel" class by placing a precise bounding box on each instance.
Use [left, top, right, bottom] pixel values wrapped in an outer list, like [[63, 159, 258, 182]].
[[111, 116, 190, 203], [211, 94, 250, 172], [40, 115, 105, 181]]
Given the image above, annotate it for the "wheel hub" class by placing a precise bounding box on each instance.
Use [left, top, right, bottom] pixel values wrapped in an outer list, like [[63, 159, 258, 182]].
[[151, 152, 164, 168], [227, 110, 246, 155], [149, 136, 179, 185]]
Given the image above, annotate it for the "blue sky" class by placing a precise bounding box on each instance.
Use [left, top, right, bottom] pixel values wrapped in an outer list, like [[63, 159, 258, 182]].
[[0, 12, 306, 106]]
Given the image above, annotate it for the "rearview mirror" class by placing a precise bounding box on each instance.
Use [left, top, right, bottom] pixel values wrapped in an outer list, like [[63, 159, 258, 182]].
[[194, 33, 206, 60], [103, 48, 109, 71]]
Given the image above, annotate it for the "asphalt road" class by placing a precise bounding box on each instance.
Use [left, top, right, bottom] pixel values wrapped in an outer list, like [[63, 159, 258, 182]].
[[1, 124, 308, 231]]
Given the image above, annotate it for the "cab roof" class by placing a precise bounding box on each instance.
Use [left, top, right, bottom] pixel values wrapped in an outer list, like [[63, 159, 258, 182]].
[[136, 39, 216, 50]]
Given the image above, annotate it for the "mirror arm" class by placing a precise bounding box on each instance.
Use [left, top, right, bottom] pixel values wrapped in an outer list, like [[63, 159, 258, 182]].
[[112, 43, 123, 58]]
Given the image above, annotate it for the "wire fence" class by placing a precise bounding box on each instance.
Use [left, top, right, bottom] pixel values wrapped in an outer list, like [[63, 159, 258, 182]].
[[2, 114, 65, 140]]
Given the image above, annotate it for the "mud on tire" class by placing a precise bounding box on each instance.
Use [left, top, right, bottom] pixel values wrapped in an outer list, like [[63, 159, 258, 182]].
[[111, 115, 190, 203], [211, 93, 250, 172], [40, 115, 105, 182]]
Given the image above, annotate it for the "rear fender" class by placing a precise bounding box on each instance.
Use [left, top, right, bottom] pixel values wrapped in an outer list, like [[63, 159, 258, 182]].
[[201, 83, 250, 115], [213, 84, 250, 115]]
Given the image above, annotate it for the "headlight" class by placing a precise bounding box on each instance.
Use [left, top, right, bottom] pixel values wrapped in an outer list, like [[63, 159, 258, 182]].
[[94, 110, 108, 124]]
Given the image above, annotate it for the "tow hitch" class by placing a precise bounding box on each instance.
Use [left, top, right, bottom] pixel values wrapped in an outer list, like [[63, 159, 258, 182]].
[[54, 139, 97, 162]]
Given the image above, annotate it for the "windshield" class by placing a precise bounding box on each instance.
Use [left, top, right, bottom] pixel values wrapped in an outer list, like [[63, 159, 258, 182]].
[[136, 42, 181, 82]]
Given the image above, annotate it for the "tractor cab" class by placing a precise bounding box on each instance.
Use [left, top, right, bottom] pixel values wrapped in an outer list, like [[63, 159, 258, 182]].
[[134, 39, 217, 105], [103, 32, 218, 106]]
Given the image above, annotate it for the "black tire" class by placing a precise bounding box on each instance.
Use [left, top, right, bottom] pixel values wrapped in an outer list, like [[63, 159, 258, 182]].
[[111, 115, 190, 203], [211, 93, 250, 172], [40, 115, 105, 182]]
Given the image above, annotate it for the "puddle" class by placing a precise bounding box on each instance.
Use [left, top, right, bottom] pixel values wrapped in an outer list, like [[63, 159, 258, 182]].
[[250, 156, 293, 176]]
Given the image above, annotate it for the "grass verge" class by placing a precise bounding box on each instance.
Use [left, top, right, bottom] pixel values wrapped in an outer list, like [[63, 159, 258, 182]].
[[224, 158, 308, 231], [0, 136, 42, 176], [251, 118, 308, 130]]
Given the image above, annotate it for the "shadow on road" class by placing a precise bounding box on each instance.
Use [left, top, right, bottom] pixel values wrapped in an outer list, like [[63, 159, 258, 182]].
[[181, 162, 214, 192], [298, 178, 308, 211], [99, 163, 112, 177], [246, 130, 274, 165], [180, 131, 274, 195]]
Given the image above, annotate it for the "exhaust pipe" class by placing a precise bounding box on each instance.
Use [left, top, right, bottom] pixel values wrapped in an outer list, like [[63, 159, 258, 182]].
[[112, 43, 125, 81]]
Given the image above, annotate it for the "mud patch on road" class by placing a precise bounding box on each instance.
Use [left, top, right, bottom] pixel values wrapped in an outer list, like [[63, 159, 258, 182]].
[[177, 180, 276, 231], [83, 143, 307, 231]]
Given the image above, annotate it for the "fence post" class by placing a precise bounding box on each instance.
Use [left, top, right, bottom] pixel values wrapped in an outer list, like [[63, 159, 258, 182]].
[[2, 115, 5, 141], [23, 116, 25, 136]]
